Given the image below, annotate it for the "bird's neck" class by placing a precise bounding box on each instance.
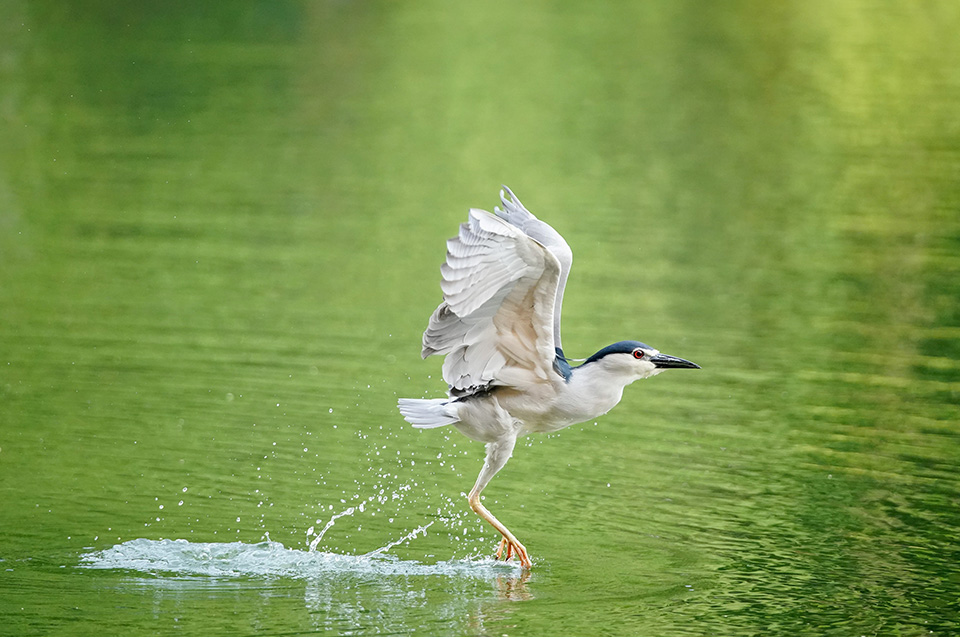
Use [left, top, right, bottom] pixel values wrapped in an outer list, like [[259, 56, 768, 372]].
[[558, 362, 637, 422]]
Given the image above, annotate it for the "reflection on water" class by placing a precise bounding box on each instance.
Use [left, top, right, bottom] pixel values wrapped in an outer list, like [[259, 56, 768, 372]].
[[80, 537, 531, 635]]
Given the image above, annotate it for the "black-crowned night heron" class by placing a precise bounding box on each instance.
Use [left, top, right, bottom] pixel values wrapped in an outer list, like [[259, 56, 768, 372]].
[[398, 187, 699, 568]]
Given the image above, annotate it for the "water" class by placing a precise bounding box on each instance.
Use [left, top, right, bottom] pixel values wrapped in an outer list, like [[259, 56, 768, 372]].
[[80, 535, 511, 581], [2, 1, 959, 635], [79, 538, 527, 635]]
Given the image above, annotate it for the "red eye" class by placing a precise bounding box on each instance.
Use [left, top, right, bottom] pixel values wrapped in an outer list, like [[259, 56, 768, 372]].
[[632, 349, 644, 359]]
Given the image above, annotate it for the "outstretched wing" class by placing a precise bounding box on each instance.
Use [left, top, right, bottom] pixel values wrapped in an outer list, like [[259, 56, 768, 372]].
[[494, 186, 573, 351], [421, 188, 570, 397]]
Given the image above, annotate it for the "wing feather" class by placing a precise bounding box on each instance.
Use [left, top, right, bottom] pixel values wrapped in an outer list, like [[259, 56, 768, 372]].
[[421, 192, 568, 397], [495, 187, 573, 350]]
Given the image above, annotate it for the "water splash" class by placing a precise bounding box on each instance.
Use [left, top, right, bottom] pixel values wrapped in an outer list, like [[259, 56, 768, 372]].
[[79, 535, 522, 580], [362, 521, 433, 558], [307, 506, 356, 552]]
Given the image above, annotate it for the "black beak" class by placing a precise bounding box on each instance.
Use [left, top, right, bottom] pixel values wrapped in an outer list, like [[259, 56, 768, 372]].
[[649, 353, 700, 369]]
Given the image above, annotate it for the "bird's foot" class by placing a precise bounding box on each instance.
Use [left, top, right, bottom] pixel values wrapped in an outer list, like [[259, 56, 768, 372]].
[[496, 535, 531, 569]]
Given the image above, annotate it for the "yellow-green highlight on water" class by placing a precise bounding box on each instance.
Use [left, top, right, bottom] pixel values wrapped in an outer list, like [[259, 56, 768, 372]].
[[1, 1, 959, 635]]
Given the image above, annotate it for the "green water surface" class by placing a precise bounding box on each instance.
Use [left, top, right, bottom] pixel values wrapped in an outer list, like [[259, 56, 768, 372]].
[[1, 1, 959, 636]]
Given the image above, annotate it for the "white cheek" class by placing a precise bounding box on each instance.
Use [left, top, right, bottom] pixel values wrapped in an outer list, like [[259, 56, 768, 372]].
[[636, 360, 660, 378]]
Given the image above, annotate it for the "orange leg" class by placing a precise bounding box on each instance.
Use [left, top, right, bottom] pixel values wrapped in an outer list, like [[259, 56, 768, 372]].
[[466, 435, 532, 568], [468, 486, 531, 569]]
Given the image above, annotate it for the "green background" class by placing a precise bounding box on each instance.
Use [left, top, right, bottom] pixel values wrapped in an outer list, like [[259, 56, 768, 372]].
[[1, 1, 958, 635]]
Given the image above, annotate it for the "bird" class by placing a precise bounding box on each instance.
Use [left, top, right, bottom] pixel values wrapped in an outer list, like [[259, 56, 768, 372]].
[[398, 186, 699, 568]]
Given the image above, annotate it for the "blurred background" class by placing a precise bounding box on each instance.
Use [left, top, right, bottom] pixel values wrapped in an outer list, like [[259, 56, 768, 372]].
[[1, 1, 958, 635]]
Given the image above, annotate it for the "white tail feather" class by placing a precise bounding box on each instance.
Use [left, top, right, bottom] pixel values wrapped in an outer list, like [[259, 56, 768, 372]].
[[397, 398, 460, 428]]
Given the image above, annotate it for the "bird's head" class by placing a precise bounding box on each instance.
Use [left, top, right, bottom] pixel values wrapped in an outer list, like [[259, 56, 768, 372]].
[[579, 340, 700, 381]]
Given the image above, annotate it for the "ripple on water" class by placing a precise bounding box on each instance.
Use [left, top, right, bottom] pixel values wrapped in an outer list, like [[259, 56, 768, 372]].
[[79, 537, 524, 580]]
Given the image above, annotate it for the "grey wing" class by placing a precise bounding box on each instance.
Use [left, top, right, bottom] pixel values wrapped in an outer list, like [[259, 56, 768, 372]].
[[421, 205, 563, 397]]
